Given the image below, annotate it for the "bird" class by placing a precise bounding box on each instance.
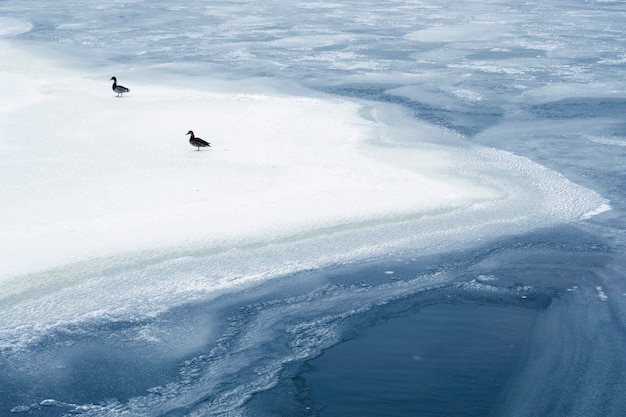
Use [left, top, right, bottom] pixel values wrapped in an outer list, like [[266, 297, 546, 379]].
[[110, 76, 130, 97], [186, 130, 211, 151]]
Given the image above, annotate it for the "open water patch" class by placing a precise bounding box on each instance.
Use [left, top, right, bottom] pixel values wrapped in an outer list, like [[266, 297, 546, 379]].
[[297, 303, 536, 417]]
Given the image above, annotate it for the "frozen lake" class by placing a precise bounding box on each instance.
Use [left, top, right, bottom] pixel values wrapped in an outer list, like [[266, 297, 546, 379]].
[[1, 1, 625, 416]]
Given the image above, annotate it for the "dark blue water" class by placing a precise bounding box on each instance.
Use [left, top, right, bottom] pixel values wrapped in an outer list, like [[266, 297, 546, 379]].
[[300, 304, 535, 417], [239, 220, 625, 417]]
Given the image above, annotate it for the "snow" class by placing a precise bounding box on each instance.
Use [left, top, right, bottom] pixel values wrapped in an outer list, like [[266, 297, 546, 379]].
[[0, 17, 31, 37], [0, 40, 606, 287], [596, 286, 609, 301], [0, 35, 610, 345]]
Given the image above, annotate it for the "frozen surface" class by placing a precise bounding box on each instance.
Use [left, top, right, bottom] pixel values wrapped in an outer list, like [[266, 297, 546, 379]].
[[0, 0, 625, 416], [0, 40, 604, 304]]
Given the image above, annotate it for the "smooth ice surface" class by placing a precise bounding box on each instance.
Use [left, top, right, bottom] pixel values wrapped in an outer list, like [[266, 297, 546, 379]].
[[1, 1, 625, 416]]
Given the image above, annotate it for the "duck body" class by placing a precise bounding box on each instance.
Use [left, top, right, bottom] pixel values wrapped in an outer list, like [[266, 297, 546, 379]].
[[186, 130, 211, 151], [110, 77, 130, 97]]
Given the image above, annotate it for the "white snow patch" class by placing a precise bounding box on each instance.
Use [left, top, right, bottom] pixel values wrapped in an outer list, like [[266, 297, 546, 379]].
[[0, 17, 32, 37], [585, 135, 626, 147], [404, 23, 510, 43], [582, 203, 612, 220], [477, 275, 497, 282], [0, 40, 608, 325]]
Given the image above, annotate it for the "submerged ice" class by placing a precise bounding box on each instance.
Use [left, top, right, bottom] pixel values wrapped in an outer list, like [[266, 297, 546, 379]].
[[0, 0, 624, 416]]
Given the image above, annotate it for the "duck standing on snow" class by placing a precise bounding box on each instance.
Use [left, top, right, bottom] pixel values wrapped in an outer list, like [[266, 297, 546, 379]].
[[110, 76, 130, 97], [186, 130, 211, 151]]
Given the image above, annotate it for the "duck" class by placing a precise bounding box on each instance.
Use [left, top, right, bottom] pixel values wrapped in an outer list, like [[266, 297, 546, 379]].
[[110, 76, 130, 97], [186, 130, 211, 151]]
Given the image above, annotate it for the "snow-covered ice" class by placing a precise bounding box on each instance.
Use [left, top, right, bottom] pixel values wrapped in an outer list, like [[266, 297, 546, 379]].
[[1, 0, 625, 416], [0, 40, 604, 284]]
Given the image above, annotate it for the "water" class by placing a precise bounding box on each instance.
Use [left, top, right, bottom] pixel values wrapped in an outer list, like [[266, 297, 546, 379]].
[[300, 304, 536, 417], [2, 1, 626, 416]]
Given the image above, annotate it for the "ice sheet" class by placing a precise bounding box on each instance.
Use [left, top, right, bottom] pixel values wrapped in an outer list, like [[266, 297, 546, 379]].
[[0, 41, 606, 299]]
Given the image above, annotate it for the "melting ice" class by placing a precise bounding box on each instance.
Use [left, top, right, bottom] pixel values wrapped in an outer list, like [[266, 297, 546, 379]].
[[0, 0, 622, 416]]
